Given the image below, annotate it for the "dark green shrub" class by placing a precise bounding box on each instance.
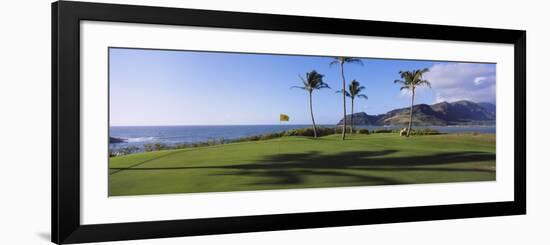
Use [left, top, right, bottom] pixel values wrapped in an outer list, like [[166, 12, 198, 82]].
[[144, 143, 169, 152], [333, 126, 355, 134], [409, 128, 441, 135], [259, 132, 284, 140], [283, 127, 337, 137], [372, 128, 394, 134], [356, 128, 370, 134]]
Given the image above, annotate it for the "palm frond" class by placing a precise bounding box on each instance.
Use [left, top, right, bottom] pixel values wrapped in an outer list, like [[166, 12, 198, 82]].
[[346, 80, 368, 100], [398, 70, 412, 77], [293, 70, 330, 92], [290, 85, 307, 90], [335, 89, 351, 97], [343, 57, 364, 66], [317, 83, 331, 89], [395, 68, 430, 90], [299, 75, 308, 84], [417, 79, 431, 88], [329, 59, 340, 67], [412, 70, 423, 84], [330, 57, 364, 67], [357, 94, 368, 100]]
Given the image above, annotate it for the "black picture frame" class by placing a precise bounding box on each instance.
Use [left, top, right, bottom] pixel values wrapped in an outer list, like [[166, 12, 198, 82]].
[[52, 1, 526, 244]]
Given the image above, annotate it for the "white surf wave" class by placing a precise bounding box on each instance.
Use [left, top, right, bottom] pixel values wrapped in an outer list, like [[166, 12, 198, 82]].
[[125, 137, 158, 142]]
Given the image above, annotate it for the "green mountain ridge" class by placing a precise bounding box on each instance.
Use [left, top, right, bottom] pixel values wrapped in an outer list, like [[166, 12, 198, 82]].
[[337, 100, 496, 126]]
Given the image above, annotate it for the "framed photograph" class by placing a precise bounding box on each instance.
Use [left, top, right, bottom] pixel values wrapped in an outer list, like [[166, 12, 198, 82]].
[[52, 1, 526, 244]]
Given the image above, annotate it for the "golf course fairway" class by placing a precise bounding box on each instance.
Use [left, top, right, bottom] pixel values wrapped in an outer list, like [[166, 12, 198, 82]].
[[109, 133, 496, 196]]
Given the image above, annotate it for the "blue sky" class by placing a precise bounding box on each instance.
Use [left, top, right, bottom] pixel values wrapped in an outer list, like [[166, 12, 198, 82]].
[[109, 48, 496, 126]]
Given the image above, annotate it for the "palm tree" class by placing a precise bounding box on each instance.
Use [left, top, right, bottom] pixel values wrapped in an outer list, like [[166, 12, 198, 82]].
[[394, 68, 431, 137], [291, 70, 330, 138], [337, 80, 368, 134], [330, 57, 363, 140]]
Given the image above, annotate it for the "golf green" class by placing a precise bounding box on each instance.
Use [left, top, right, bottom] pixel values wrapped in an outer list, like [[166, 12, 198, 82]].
[[109, 133, 496, 196]]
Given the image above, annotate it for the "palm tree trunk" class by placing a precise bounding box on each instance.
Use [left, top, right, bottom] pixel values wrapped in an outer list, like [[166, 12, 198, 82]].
[[407, 89, 415, 137], [309, 91, 317, 138], [350, 98, 354, 134], [340, 63, 347, 140]]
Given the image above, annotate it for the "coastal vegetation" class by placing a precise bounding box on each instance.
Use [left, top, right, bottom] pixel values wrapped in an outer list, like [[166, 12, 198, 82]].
[[110, 126, 374, 156], [110, 126, 476, 157]]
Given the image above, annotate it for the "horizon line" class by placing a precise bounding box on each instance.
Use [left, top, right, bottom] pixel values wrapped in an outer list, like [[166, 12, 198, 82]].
[[110, 100, 496, 127]]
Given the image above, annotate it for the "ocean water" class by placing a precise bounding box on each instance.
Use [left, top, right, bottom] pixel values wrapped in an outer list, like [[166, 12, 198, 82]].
[[109, 124, 495, 151], [109, 125, 309, 151]]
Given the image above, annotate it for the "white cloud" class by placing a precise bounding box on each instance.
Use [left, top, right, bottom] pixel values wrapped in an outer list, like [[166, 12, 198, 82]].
[[474, 76, 487, 86], [424, 63, 496, 103]]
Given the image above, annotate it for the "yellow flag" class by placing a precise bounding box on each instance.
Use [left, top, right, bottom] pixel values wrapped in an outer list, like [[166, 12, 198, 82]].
[[280, 114, 289, 122]]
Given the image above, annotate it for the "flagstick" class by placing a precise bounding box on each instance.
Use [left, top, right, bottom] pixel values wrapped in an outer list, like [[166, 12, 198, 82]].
[[278, 114, 288, 154], [278, 120, 281, 154]]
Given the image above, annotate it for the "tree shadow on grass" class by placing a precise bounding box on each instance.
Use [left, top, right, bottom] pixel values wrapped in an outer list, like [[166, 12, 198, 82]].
[[213, 166, 406, 186], [111, 150, 495, 187]]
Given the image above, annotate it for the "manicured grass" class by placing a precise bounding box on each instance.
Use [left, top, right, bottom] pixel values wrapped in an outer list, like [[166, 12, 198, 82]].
[[109, 133, 496, 196]]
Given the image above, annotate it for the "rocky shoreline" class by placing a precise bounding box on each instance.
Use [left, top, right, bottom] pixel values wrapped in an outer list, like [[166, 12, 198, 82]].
[[109, 137, 126, 143]]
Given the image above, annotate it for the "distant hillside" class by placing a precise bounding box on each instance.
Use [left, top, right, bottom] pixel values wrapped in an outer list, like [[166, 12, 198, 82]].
[[336, 112, 382, 125], [478, 102, 496, 115], [337, 100, 496, 126]]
